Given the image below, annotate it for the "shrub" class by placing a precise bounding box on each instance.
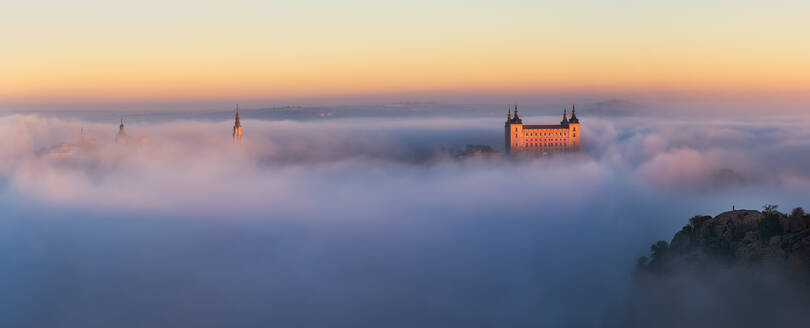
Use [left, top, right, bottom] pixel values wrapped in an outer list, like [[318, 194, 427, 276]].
[[759, 215, 782, 241], [791, 207, 805, 217], [650, 240, 669, 260], [689, 215, 711, 228]]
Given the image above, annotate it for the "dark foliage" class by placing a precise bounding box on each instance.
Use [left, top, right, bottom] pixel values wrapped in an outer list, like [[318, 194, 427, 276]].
[[758, 213, 782, 241], [689, 215, 711, 228]]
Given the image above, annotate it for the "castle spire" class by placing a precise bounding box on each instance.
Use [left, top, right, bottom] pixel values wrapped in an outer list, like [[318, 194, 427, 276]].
[[569, 104, 579, 123], [561, 108, 569, 125]]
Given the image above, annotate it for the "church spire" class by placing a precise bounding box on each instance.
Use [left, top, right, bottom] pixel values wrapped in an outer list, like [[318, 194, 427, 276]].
[[116, 117, 127, 144], [233, 104, 244, 144]]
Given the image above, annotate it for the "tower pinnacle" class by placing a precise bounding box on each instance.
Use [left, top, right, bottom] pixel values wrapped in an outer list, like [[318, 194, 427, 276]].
[[569, 104, 579, 123], [561, 108, 569, 125]]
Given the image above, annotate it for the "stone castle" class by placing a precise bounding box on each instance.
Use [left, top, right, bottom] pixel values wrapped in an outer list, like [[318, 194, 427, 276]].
[[504, 105, 581, 154]]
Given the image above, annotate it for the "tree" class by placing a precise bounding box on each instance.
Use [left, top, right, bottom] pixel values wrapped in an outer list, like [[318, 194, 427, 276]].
[[762, 204, 779, 215], [791, 207, 805, 217], [689, 215, 711, 228], [650, 240, 669, 260]]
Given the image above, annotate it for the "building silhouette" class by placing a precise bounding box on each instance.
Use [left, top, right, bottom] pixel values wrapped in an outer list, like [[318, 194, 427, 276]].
[[504, 105, 581, 154], [115, 118, 128, 144], [114, 118, 147, 146], [233, 105, 243, 144]]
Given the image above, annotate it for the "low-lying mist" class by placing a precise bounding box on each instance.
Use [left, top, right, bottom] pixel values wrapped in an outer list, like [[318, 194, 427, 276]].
[[2, 111, 810, 327]]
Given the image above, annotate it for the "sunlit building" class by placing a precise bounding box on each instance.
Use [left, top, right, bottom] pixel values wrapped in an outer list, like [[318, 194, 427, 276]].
[[37, 128, 99, 159], [504, 105, 581, 154]]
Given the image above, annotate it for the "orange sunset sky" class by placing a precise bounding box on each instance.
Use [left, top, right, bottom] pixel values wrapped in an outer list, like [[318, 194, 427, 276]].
[[3, 0, 810, 109]]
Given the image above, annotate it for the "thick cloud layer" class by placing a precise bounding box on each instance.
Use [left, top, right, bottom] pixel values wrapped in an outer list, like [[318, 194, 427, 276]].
[[1, 111, 810, 327]]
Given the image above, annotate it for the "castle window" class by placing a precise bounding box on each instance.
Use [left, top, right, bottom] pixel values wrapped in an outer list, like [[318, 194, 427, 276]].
[[573, 127, 576, 131]]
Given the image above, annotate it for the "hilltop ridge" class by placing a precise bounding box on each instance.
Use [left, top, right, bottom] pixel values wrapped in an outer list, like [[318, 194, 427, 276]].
[[638, 206, 810, 272], [627, 206, 810, 327]]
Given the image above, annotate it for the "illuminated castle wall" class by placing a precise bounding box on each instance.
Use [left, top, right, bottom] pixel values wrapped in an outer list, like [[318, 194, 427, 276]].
[[504, 105, 581, 154]]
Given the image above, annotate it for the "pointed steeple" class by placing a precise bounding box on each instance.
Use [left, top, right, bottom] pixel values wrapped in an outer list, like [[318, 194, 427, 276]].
[[118, 118, 126, 134], [116, 117, 128, 143], [510, 104, 522, 124], [561, 108, 569, 125], [234, 104, 241, 127], [569, 104, 579, 123], [233, 104, 244, 144]]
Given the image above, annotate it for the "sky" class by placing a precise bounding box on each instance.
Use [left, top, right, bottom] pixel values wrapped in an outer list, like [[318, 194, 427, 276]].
[[3, 1, 810, 109], [4, 2, 810, 325], [2, 110, 810, 326]]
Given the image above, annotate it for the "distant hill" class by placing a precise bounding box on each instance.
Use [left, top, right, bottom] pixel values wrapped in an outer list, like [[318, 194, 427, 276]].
[[17, 99, 649, 124], [585, 99, 645, 117]]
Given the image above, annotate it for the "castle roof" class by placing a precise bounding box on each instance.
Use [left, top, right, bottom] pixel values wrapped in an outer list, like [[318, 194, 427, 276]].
[[523, 124, 567, 129]]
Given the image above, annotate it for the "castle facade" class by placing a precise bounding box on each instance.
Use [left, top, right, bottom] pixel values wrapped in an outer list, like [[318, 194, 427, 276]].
[[504, 105, 580, 154]]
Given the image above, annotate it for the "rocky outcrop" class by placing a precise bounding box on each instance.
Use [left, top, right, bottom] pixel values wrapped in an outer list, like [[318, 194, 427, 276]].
[[629, 207, 810, 328], [639, 207, 810, 273]]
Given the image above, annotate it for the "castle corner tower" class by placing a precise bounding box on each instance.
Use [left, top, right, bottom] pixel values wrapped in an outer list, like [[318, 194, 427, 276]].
[[504, 105, 523, 154], [568, 104, 580, 149]]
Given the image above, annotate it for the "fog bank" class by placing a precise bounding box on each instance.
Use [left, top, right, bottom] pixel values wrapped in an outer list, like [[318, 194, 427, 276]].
[[2, 111, 810, 327]]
